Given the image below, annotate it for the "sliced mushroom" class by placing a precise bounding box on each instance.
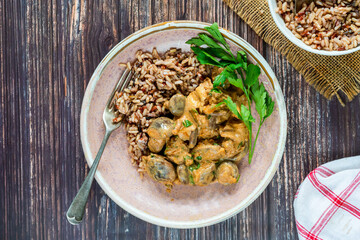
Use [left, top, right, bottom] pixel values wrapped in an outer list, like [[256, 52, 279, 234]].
[[148, 138, 166, 153], [225, 142, 249, 162], [142, 154, 176, 184], [216, 161, 239, 185], [169, 93, 186, 117], [177, 165, 190, 184], [188, 128, 199, 149], [191, 161, 216, 186], [147, 117, 175, 140], [147, 117, 175, 152], [209, 110, 231, 124]]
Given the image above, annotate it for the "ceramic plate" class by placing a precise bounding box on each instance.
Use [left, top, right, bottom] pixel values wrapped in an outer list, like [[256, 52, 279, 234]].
[[80, 21, 287, 228]]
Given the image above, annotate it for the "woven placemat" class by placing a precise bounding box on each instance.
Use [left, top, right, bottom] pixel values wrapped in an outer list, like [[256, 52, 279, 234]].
[[223, 0, 360, 105]]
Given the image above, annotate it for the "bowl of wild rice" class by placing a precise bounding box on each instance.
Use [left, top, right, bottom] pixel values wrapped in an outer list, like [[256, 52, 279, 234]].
[[80, 21, 287, 228], [268, 0, 360, 55]]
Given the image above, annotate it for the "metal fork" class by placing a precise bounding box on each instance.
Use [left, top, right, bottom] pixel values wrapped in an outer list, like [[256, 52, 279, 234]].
[[66, 68, 134, 225]]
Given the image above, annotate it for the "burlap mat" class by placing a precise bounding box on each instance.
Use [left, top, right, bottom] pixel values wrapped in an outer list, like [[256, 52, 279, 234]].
[[223, 0, 360, 106]]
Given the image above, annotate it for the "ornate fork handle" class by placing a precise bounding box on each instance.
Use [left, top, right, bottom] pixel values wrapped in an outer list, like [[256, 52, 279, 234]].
[[66, 130, 112, 225]]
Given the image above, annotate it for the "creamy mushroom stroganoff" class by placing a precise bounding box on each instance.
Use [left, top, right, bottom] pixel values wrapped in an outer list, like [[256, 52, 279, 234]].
[[113, 23, 275, 188]]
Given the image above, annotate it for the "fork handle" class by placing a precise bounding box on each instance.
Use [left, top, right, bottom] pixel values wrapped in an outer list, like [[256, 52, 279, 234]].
[[66, 130, 112, 225]]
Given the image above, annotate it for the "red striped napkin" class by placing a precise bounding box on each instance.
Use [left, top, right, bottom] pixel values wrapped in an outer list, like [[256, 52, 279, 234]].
[[294, 156, 360, 240]]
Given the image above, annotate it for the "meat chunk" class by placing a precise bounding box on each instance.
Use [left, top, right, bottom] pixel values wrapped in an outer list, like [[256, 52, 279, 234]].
[[191, 140, 226, 161], [165, 136, 192, 165]]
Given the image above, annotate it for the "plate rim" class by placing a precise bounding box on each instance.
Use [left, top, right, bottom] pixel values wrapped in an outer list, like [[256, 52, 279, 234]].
[[80, 20, 287, 228]]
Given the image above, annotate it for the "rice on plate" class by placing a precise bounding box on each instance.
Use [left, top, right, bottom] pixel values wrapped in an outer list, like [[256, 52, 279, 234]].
[[113, 48, 210, 170]]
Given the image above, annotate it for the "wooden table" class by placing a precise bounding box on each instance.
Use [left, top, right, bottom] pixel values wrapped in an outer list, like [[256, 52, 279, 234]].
[[1, 0, 360, 239]]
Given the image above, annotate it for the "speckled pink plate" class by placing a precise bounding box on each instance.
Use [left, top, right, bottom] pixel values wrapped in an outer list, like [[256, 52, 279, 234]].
[[80, 21, 287, 228]]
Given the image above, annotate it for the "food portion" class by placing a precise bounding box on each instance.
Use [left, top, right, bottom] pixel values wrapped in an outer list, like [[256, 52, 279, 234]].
[[276, 0, 360, 51], [113, 48, 210, 165], [113, 23, 275, 187], [140, 78, 248, 186]]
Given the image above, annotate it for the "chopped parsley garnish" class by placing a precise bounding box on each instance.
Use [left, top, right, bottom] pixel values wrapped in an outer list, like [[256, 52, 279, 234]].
[[207, 115, 212, 119], [189, 175, 195, 185], [189, 162, 201, 171], [182, 120, 193, 127], [186, 22, 275, 164], [183, 155, 192, 161], [196, 156, 202, 160], [213, 143, 219, 146]]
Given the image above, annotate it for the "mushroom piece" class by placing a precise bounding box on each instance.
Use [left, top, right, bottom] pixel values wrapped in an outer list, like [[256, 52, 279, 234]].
[[169, 93, 186, 117], [148, 138, 166, 153], [142, 154, 176, 184], [225, 142, 249, 162], [191, 161, 216, 186], [147, 117, 175, 140], [147, 117, 175, 152], [188, 128, 199, 149], [216, 161, 239, 185], [177, 165, 190, 184]]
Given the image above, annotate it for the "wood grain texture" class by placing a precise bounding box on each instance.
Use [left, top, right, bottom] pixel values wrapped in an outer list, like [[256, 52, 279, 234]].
[[1, 0, 360, 239]]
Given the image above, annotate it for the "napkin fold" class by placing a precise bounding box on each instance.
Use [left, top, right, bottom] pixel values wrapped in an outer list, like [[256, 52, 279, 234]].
[[294, 156, 360, 240]]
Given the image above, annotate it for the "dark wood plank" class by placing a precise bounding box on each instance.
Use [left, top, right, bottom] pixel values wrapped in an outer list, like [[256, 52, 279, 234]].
[[1, 0, 360, 239]]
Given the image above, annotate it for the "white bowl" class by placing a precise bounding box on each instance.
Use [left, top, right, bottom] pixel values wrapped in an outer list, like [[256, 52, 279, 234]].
[[80, 21, 287, 228], [268, 0, 360, 56]]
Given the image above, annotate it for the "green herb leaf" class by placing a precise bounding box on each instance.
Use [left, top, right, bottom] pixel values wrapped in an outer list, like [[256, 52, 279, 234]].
[[204, 22, 230, 50], [190, 46, 222, 67], [236, 174, 240, 183], [240, 105, 255, 127], [228, 77, 244, 91], [202, 47, 234, 61], [213, 73, 227, 88], [245, 64, 261, 87], [213, 64, 240, 88], [265, 94, 275, 119], [198, 33, 222, 48], [185, 37, 205, 47], [237, 51, 247, 63], [221, 97, 242, 120], [182, 120, 193, 127], [183, 155, 192, 162], [196, 156, 202, 160], [251, 81, 274, 121], [214, 101, 225, 109], [210, 88, 221, 93], [189, 175, 195, 185], [189, 162, 201, 171]]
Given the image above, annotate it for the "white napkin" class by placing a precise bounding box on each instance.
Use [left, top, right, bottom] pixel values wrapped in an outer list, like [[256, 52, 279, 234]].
[[294, 156, 360, 240]]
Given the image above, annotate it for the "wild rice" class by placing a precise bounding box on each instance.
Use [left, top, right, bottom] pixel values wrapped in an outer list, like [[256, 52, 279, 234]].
[[276, 0, 360, 51], [113, 48, 210, 170]]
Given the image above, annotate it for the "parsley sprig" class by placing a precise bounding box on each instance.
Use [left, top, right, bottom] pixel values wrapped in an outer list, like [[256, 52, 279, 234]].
[[186, 23, 275, 164]]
